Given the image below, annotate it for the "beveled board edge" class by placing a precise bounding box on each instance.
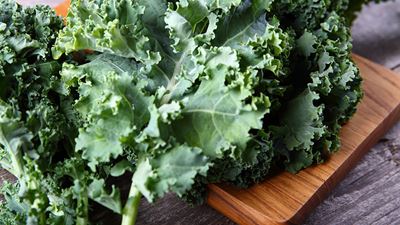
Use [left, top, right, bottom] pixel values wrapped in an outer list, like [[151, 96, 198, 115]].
[[207, 55, 400, 225]]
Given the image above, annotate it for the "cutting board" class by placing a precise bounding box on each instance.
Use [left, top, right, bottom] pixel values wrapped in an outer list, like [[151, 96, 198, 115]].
[[207, 55, 400, 225]]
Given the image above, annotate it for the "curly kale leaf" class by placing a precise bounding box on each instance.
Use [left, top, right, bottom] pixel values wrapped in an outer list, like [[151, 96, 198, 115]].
[[0, 182, 26, 225], [132, 145, 210, 202], [172, 46, 268, 161], [270, 89, 325, 172], [0, 1, 83, 224], [61, 54, 153, 170], [88, 178, 122, 214], [52, 0, 161, 65]]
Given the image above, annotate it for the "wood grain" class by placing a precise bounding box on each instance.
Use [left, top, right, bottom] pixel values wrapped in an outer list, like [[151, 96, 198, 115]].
[[207, 55, 400, 225], [305, 130, 400, 225]]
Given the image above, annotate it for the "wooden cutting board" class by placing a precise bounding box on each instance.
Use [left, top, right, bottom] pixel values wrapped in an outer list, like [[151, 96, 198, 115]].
[[207, 54, 400, 225]]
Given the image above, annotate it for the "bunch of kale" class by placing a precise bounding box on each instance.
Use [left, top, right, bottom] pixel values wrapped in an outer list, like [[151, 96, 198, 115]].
[[0, 0, 381, 224]]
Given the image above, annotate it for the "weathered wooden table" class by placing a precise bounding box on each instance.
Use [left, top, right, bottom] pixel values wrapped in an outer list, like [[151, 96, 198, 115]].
[[5, 1, 400, 224]]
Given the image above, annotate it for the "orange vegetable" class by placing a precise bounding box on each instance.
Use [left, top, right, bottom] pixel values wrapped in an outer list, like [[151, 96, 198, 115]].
[[54, 0, 70, 17]]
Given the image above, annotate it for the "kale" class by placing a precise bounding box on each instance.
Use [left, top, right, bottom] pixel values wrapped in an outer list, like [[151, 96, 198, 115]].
[[0, 0, 376, 224]]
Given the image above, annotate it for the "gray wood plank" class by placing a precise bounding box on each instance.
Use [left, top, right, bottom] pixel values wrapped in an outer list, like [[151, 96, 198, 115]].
[[352, 1, 400, 70], [0, 169, 15, 185], [136, 194, 233, 225]]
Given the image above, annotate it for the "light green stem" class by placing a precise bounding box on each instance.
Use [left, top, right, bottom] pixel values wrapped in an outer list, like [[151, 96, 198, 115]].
[[121, 184, 141, 225], [77, 217, 88, 225], [76, 194, 89, 225]]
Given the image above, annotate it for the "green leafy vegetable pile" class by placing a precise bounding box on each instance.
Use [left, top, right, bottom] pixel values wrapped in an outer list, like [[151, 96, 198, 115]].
[[0, 0, 381, 224]]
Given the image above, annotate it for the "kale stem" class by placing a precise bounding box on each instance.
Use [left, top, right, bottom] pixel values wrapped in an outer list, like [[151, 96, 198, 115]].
[[77, 217, 88, 225], [39, 212, 46, 225], [72, 166, 89, 225], [76, 195, 89, 225], [76, 193, 89, 225], [121, 183, 141, 225]]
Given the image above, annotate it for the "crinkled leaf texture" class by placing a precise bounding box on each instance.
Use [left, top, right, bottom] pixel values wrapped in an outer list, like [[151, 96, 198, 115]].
[[61, 54, 153, 170], [132, 145, 210, 202], [88, 179, 122, 213], [57, 0, 274, 204], [0, 1, 79, 224], [52, 0, 161, 65], [53, 0, 364, 207], [172, 47, 267, 160], [270, 89, 325, 172]]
